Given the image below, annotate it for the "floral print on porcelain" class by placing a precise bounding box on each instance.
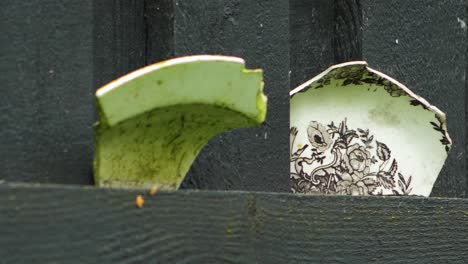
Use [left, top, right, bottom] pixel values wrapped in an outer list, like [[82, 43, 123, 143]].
[[290, 61, 451, 197], [290, 119, 412, 196]]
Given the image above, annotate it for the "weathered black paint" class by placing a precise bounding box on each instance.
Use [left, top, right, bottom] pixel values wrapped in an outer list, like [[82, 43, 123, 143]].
[[359, 0, 466, 197], [171, 0, 290, 192], [0, 1, 94, 184], [334, 0, 362, 63], [0, 184, 467, 263], [1, 1, 468, 262], [466, 0, 468, 195], [0, 0, 466, 198], [144, 0, 174, 64], [93, 0, 147, 88], [290, 0, 334, 88]]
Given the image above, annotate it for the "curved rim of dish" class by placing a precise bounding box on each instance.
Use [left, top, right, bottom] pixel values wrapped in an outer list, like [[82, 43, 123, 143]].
[[96, 55, 247, 97], [290, 61, 452, 146]]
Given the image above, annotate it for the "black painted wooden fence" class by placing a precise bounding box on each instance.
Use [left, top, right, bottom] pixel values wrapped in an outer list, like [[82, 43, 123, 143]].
[[1, 0, 467, 263], [1, 183, 467, 263]]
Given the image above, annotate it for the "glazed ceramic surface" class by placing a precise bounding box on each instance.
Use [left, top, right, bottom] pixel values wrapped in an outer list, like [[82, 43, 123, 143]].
[[290, 61, 451, 197], [95, 55, 266, 190]]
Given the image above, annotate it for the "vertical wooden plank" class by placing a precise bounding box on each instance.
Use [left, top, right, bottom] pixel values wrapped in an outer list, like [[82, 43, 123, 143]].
[[289, 0, 334, 88], [93, 0, 146, 88], [0, 1, 94, 184], [144, 0, 175, 64], [334, 0, 362, 62], [464, 0, 468, 196], [152, 0, 290, 192], [361, 0, 467, 197]]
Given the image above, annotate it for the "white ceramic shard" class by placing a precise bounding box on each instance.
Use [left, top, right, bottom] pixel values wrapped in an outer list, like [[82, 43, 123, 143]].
[[290, 61, 451, 197]]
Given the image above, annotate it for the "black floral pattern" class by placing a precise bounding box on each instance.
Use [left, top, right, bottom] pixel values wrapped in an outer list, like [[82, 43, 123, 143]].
[[290, 119, 413, 196], [431, 114, 451, 153], [292, 63, 451, 153], [293, 64, 409, 98]]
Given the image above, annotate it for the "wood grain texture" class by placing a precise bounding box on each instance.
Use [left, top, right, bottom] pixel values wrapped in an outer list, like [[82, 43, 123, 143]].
[[0, 183, 467, 263], [465, 0, 468, 197], [334, 0, 362, 62], [93, 0, 147, 88], [144, 0, 174, 64], [2, 0, 466, 198], [172, 0, 291, 192], [2, 0, 291, 192], [360, 0, 467, 197], [0, 0, 94, 184], [289, 0, 334, 88]]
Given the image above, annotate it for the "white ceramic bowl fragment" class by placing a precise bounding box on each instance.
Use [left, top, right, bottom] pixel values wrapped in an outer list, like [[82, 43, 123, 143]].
[[290, 61, 451, 197]]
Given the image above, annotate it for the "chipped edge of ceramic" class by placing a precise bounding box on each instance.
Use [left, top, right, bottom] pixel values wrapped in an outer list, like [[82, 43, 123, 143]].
[[290, 61, 367, 96], [96, 55, 247, 97], [290, 61, 452, 147]]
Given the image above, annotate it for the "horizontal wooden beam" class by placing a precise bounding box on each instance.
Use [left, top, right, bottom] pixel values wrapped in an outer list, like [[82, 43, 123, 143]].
[[1, 183, 467, 263]]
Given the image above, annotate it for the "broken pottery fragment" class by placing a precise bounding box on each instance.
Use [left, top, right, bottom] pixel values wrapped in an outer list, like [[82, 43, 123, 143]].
[[290, 61, 451, 197], [95, 55, 266, 190]]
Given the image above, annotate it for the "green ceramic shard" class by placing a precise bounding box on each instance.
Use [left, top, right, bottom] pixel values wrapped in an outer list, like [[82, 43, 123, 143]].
[[94, 55, 266, 189]]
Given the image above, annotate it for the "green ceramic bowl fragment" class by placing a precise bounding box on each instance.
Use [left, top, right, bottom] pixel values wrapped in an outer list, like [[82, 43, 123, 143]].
[[94, 55, 267, 190]]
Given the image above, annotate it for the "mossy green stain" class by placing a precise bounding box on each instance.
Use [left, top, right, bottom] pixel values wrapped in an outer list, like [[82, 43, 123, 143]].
[[94, 56, 266, 189], [95, 104, 257, 190]]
